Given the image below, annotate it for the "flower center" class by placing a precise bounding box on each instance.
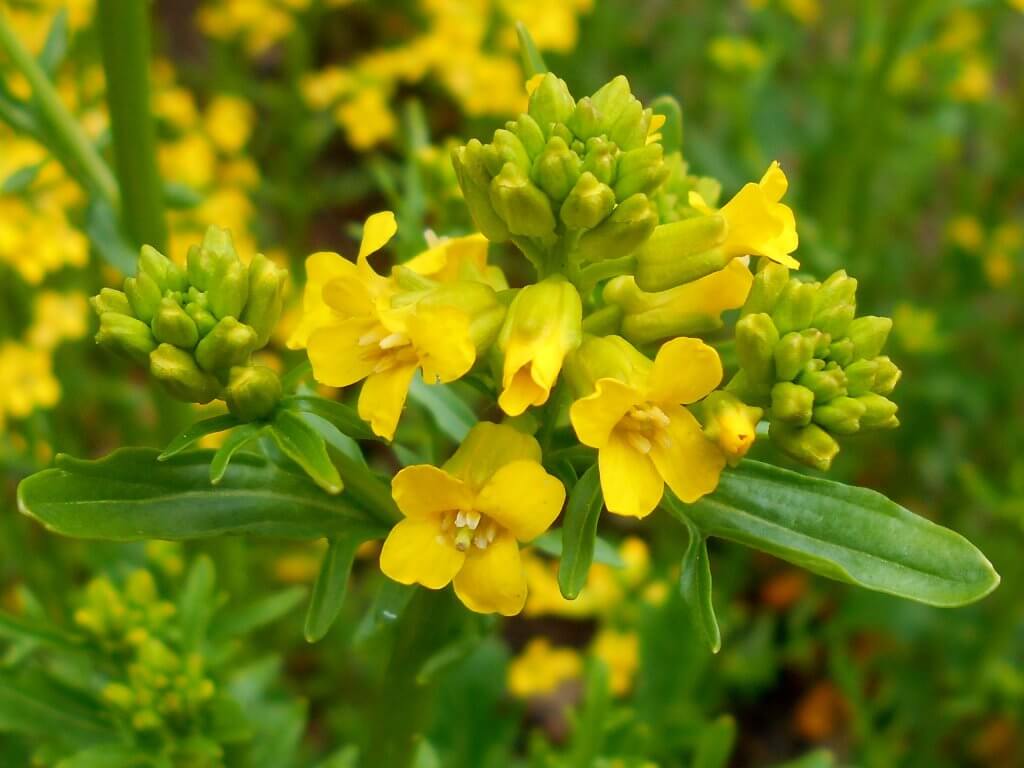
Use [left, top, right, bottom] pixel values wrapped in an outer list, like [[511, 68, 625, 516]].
[[618, 403, 672, 455], [438, 508, 499, 552], [358, 325, 417, 372]]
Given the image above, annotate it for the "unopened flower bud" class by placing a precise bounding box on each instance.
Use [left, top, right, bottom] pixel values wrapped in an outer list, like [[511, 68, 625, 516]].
[[581, 136, 617, 185], [567, 96, 602, 141], [124, 272, 162, 323], [452, 140, 510, 243], [812, 270, 858, 337], [771, 279, 818, 335], [509, 114, 545, 158], [774, 329, 820, 381], [826, 337, 855, 367], [224, 365, 282, 421], [576, 194, 658, 262], [813, 396, 865, 434], [797, 360, 847, 401], [242, 253, 286, 347], [735, 312, 779, 396], [485, 129, 531, 175], [195, 316, 258, 373], [856, 392, 899, 429], [528, 73, 575, 128], [560, 171, 616, 230], [634, 215, 729, 291], [90, 288, 133, 316], [609, 99, 649, 150], [847, 316, 892, 360], [843, 358, 878, 396], [139, 245, 186, 293], [149, 344, 221, 403], [564, 333, 651, 398], [531, 136, 581, 202], [614, 144, 669, 200], [419, 281, 506, 352], [872, 356, 901, 395], [770, 422, 840, 471], [490, 162, 556, 238], [151, 297, 199, 349], [771, 382, 814, 426], [742, 262, 790, 316], [701, 390, 763, 465], [590, 75, 633, 127], [185, 302, 217, 337], [97, 312, 157, 364], [203, 229, 249, 320]]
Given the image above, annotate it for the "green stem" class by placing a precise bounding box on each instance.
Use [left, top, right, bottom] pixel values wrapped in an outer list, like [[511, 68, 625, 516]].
[[0, 10, 119, 207], [365, 589, 462, 768], [97, 0, 167, 251]]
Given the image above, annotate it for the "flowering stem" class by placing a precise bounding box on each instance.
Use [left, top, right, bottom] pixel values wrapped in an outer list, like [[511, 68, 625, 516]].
[[97, 0, 167, 252], [0, 11, 119, 207]]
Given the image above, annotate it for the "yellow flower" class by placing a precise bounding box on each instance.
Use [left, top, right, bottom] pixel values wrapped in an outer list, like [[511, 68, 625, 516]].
[[403, 233, 508, 290], [498, 278, 583, 416], [203, 95, 255, 155], [592, 629, 639, 696], [690, 161, 799, 269], [522, 550, 622, 618], [0, 342, 60, 427], [782, 0, 822, 25], [950, 54, 992, 102], [507, 638, 582, 698], [708, 36, 765, 73], [569, 336, 726, 517], [159, 132, 216, 190], [380, 423, 566, 616], [947, 214, 985, 252], [27, 291, 89, 350], [335, 86, 396, 150]]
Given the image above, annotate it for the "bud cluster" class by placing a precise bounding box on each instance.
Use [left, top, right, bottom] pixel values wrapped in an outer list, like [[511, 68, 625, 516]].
[[731, 263, 901, 470], [452, 73, 666, 271], [91, 228, 287, 421]]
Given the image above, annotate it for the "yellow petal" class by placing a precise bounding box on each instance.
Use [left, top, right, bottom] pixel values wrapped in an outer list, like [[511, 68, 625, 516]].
[[357, 211, 398, 263], [443, 422, 542, 491], [307, 320, 379, 387], [476, 460, 565, 542], [358, 362, 417, 440], [321, 270, 376, 317], [649, 404, 725, 503], [649, 337, 722, 405], [759, 160, 788, 201], [287, 251, 352, 349], [599, 431, 664, 518], [687, 190, 715, 216], [408, 306, 476, 384], [380, 517, 464, 589], [497, 365, 548, 416], [392, 465, 472, 519], [569, 377, 642, 449], [452, 531, 527, 616]]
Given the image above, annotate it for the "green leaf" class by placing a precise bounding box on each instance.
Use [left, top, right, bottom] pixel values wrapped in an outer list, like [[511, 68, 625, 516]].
[[160, 414, 241, 461], [39, 10, 69, 76], [17, 448, 385, 541], [178, 555, 217, 651], [515, 21, 548, 77], [0, 610, 83, 651], [56, 744, 149, 768], [569, 659, 610, 768], [673, 513, 721, 653], [677, 460, 1000, 607], [650, 94, 684, 155], [84, 198, 136, 273], [534, 529, 622, 568], [210, 587, 306, 642], [408, 373, 476, 442], [280, 394, 377, 441], [0, 670, 112, 738], [271, 410, 343, 494], [693, 714, 736, 768], [557, 464, 604, 600], [209, 423, 265, 484], [2, 162, 44, 194], [163, 180, 203, 209], [304, 536, 363, 643]]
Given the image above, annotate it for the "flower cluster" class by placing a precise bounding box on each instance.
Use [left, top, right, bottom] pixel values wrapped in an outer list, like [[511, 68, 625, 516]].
[[291, 68, 893, 615], [91, 228, 287, 420]]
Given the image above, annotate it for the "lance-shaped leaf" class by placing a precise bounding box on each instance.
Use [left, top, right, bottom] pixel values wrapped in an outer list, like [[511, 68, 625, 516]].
[[667, 507, 721, 653], [677, 460, 999, 607], [270, 410, 343, 494], [304, 535, 364, 643], [160, 413, 242, 460], [279, 394, 377, 442], [557, 464, 604, 599], [408, 373, 476, 442], [17, 448, 386, 541]]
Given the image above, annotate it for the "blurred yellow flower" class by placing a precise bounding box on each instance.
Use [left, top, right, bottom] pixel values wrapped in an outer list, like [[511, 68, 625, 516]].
[[709, 37, 764, 73], [204, 95, 255, 154], [507, 638, 582, 698], [0, 342, 60, 428], [592, 629, 639, 696], [947, 214, 985, 252], [782, 0, 821, 25], [27, 292, 90, 350], [334, 86, 397, 150], [950, 55, 993, 102]]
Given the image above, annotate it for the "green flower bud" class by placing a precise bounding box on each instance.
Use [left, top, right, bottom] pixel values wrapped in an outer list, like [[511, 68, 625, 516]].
[[576, 194, 658, 262], [590, 75, 633, 127], [139, 245, 186, 293], [774, 329, 820, 382], [581, 136, 617, 186], [567, 97, 603, 141], [195, 316, 258, 374], [770, 422, 840, 471], [560, 171, 616, 230], [96, 312, 157, 364], [843, 358, 878, 396], [735, 313, 780, 396], [224, 365, 282, 421], [151, 297, 200, 349], [90, 287, 133, 316], [528, 73, 575, 128], [531, 136, 581, 202], [452, 140, 511, 243], [124, 272, 163, 323], [856, 392, 898, 429], [149, 344, 221, 403], [419, 281, 507, 353], [813, 396, 865, 434], [812, 270, 858, 338], [872, 356, 901, 396], [614, 145, 669, 200], [847, 316, 892, 360], [742, 262, 790, 316], [771, 279, 818, 335], [564, 333, 652, 398], [484, 129, 531, 175], [509, 114, 546, 158], [241, 252, 286, 347], [186, 243, 214, 291], [826, 337, 855, 367], [771, 382, 814, 426], [185, 302, 217, 337], [203, 230, 249, 320], [634, 215, 729, 291], [609, 99, 648, 150], [797, 360, 847, 402], [489, 162, 556, 238]]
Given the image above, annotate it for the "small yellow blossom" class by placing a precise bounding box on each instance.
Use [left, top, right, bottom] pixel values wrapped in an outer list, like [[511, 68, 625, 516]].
[[782, 0, 821, 25], [0, 342, 60, 428], [709, 37, 764, 73], [947, 214, 985, 252], [690, 161, 799, 269], [380, 423, 566, 615], [335, 86, 397, 150], [950, 55, 993, 102], [507, 638, 583, 698], [592, 629, 639, 696], [203, 95, 255, 154], [27, 292, 90, 350], [569, 336, 726, 517]]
